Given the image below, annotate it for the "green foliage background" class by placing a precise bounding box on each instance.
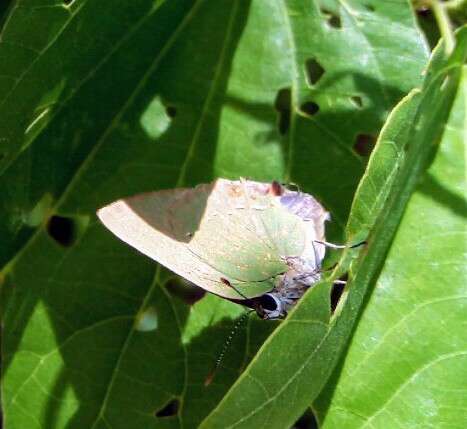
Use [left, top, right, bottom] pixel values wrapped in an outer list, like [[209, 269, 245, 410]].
[[0, 1, 465, 428]]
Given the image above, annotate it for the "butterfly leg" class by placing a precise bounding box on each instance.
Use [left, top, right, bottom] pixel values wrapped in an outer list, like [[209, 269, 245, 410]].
[[313, 239, 366, 249]]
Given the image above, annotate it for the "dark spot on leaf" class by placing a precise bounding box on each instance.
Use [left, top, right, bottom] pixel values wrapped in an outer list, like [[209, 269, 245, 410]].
[[300, 101, 320, 116], [274, 88, 291, 135], [292, 407, 318, 429], [364, 4, 375, 12], [165, 277, 205, 305], [155, 398, 179, 417], [321, 8, 341, 29], [331, 273, 348, 313], [350, 95, 363, 108], [165, 105, 177, 118], [305, 58, 325, 86], [47, 215, 76, 247], [353, 134, 376, 156]]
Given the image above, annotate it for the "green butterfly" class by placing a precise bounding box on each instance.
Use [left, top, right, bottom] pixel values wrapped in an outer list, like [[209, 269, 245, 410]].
[[97, 179, 329, 319]]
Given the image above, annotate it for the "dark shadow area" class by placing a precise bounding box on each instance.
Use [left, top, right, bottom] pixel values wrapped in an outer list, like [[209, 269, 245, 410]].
[[110, 184, 213, 243], [165, 277, 206, 306], [330, 275, 347, 314], [0, 0, 14, 27], [415, 6, 441, 50], [275, 88, 292, 135], [155, 397, 180, 417], [292, 407, 319, 429], [353, 133, 376, 157], [419, 173, 467, 219]]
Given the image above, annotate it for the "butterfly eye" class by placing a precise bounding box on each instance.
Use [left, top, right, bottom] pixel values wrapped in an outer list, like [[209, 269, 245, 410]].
[[258, 294, 279, 311]]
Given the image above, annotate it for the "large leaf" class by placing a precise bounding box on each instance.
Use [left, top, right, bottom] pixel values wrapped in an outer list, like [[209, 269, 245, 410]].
[[200, 28, 466, 429], [314, 66, 467, 428], [0, 1, 428, 427]]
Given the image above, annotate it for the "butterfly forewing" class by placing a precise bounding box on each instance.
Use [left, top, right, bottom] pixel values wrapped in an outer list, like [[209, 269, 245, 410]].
[[98, 180, 309, 299]]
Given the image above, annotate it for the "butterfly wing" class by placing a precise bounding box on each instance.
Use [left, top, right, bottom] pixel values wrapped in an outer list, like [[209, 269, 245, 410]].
[[98, 179, 315, 299]]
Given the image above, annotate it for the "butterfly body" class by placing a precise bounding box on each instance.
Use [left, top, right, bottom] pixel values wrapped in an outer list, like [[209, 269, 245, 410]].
[[97, 179, 329, 319]]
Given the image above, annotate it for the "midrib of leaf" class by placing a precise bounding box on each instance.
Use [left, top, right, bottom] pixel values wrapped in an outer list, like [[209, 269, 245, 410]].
[[347, 295, 467, 379], [338, 0, 391, 109], [177, 1, 240, 187], [360, 350, 467, 428], [90, 2, 242, 427], [0, 0, 87, 107], [281, 0, 365, 190], [0, 1, 202, 278], [278, 0, 298, 183], [6, 314, 134, 410], [0, 0, 163, 175]]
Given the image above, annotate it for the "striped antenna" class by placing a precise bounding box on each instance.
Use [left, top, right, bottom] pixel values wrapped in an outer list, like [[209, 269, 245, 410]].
[[204, 310, 253, 386]]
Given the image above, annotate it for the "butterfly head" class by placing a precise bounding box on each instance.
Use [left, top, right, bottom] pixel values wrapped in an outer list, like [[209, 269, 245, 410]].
[[255, 293, 287, 320]]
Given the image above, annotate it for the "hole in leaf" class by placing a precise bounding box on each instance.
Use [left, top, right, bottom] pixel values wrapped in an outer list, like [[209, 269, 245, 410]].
[[47, 215, 76, 247], [321, 8, 341, 29], [292, 407, 318, 429], [353, 133, 376, 156], [165, 277, 206, 305], [331, 273, 348, 313], [350, 95, 363, 108], [165, 105, 177, 118], [155, 398, 179, 417], [135, 306, 158, 332], [305, 58, 325, 86], [274, 88, 291, 135], [300, 101, 320, 116]]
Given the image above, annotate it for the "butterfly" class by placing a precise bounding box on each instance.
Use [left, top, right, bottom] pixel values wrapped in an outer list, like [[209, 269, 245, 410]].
[[97, 178, 330, 319]]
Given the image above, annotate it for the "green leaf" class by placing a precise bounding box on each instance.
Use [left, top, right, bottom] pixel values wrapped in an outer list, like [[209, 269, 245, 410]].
[[0, 1, 429, 428], [200, 28, 466, 429], [314, 61, 467, 428]]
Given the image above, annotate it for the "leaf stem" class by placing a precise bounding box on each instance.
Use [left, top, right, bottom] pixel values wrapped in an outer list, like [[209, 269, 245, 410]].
[[444, 0, 467, 12], [430, 0, 455, 54]]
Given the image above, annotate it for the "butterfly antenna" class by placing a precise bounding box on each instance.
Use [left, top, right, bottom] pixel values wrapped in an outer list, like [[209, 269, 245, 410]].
[[204, 310, 253, 386]]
